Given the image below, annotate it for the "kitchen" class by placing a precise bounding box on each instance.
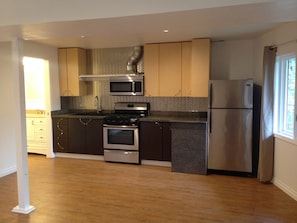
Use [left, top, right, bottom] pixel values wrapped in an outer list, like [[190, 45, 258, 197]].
[[0, 0, 297, 221], [50, 41, 256, 177], [51, 41, 210, 170]]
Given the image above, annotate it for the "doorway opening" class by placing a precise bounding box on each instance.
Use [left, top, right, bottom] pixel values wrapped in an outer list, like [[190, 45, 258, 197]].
[[23, 57, 50, 157]]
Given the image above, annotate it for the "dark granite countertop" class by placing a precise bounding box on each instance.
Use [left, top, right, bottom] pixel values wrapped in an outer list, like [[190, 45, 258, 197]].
[[51, 109, 113, 119], [52, 110, 207, 123], [141, 111, 207, 124]]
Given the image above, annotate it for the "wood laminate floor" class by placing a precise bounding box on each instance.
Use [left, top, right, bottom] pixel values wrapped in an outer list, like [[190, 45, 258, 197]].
[[0, 154, 297, 223]]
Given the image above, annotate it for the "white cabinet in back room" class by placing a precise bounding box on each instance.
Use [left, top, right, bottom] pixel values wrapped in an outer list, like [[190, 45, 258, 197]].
[[26, 115, 48, 155]]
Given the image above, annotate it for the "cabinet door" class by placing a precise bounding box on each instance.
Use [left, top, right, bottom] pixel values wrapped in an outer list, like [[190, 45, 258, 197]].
[[68, 118, 86, 154], [159, 43, 182, 96], [86, 119, 104, 155], [58, 48, 87, 96], [67, 48, 87, 96], [144, 44, 159, 96], [191, 38, 210, 97], [52, 118, 69, 152], [58, 49, 68, 96], [181, 41, 192, 96], [140, 122, 163, 160]]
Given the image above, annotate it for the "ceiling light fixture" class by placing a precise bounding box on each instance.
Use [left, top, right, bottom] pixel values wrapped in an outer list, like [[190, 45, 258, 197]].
[[163, 29, 169, 33]]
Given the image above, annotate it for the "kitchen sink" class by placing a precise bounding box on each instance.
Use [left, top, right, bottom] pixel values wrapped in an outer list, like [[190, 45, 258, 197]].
[[71, 111, 112, 116]]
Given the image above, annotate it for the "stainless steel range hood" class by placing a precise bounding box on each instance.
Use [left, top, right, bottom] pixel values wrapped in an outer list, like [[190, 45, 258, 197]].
[[79, 74, 142, 81], [79, 46, 144, 81]]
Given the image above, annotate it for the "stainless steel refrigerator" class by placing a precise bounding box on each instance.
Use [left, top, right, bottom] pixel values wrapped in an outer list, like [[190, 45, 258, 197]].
[[208, 79, 253, 173]]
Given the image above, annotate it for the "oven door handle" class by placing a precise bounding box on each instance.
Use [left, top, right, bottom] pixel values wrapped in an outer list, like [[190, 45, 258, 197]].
[[132, 81, 136, 94], [103, 124, 138, 129]]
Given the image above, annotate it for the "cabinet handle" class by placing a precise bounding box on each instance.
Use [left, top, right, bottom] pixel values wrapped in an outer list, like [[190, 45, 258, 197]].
[[57, 132, 64, 140], [174, 89, 182, 97], [79, 118, 92, 126], [132, 81, 136, 94], [154, 121, 162, 130], [56, 119, 64, 144], [57, 142, 64, 150], [56, 118, 64, 131]]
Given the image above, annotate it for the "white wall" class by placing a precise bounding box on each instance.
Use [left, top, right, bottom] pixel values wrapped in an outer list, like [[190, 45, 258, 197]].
[[274, 138, 297, 201], [0, 42, 17, 177], [211, 39, 256, 80], [256, 21, 297, 201]]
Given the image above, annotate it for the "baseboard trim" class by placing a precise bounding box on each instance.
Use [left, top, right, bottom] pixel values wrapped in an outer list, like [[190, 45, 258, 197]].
[[141, 160, 172, 167], [55, 153, 104, 161], [0, 165, 17, 178], [273, 177, 297, 202]]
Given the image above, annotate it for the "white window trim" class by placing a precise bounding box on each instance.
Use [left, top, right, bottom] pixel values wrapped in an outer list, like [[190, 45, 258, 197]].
[[274, 52, 297, 140], [274, 133, 297, 146]]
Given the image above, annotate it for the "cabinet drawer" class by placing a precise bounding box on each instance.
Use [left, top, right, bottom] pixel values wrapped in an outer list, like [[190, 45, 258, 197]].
[[34, 133, 47, 142], [34, 118, 46, 125], [34, 125, 46, 133]]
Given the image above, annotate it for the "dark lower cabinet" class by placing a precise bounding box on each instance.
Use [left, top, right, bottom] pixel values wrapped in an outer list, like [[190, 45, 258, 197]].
[[86, 119, 103, 155], [53, 117, 103, 155], [68, 118, 86, 154], [140, 121, 171, 161]]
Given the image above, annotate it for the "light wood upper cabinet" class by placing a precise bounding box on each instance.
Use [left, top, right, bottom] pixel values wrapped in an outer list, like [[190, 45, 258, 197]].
[[191, 38, 211, 97], [144, 42, 182, 97], [181, 41, 192, 96], [144, 44, 159, 96], [159, 43, 182, 96], [58, 48, 87, 96], [144, 39, 210, 97]]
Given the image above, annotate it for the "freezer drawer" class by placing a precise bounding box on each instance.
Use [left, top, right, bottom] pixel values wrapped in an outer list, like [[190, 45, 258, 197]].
[[208, 109, 253, 172]]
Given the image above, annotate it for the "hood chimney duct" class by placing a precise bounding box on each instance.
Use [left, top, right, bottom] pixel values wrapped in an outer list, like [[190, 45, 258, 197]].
[[127, 46, 143, 74]]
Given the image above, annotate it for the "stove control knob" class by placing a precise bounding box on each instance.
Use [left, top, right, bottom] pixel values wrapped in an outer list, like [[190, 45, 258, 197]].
[[130, 118, 138, 123]]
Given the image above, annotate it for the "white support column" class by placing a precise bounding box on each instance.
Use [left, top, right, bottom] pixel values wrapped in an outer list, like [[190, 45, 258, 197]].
[[11, 38, 36, 214]]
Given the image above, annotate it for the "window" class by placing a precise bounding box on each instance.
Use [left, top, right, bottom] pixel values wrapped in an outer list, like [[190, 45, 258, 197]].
[[274, 53, 297, 138]]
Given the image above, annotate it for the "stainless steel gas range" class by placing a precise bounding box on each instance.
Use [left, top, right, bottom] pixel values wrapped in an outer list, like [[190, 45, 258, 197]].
[[103, 102, 149, 164]]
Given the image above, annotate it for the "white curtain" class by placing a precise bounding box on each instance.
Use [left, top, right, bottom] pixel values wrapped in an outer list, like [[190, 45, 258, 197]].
[[258, 46, 277, 183]]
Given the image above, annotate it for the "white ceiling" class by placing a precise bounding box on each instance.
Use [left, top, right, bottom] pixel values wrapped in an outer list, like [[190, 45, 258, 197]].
[[0, 0, 297, 48]]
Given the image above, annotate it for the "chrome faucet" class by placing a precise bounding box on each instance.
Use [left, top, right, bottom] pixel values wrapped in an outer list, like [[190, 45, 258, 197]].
[[94, 96, 102, 113]]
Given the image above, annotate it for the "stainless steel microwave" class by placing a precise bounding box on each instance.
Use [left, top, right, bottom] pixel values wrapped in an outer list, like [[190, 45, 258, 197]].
[[109, 75, 144, 96]]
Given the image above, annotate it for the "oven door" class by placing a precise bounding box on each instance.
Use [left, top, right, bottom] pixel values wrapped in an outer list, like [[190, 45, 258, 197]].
[[103, 125, 139, 151]]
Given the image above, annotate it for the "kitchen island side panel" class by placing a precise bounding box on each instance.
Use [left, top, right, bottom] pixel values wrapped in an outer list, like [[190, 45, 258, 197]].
[[171, 122, 207, 175]]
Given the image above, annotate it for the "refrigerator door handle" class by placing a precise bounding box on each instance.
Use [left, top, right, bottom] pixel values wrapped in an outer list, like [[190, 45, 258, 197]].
[[209, 83, 213, 109], [209, 83, 213, 133], [209, 110, 212, 133]]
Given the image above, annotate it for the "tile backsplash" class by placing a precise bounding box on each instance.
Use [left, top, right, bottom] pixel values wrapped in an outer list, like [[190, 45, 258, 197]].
[[61, 81, 208, 112]]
